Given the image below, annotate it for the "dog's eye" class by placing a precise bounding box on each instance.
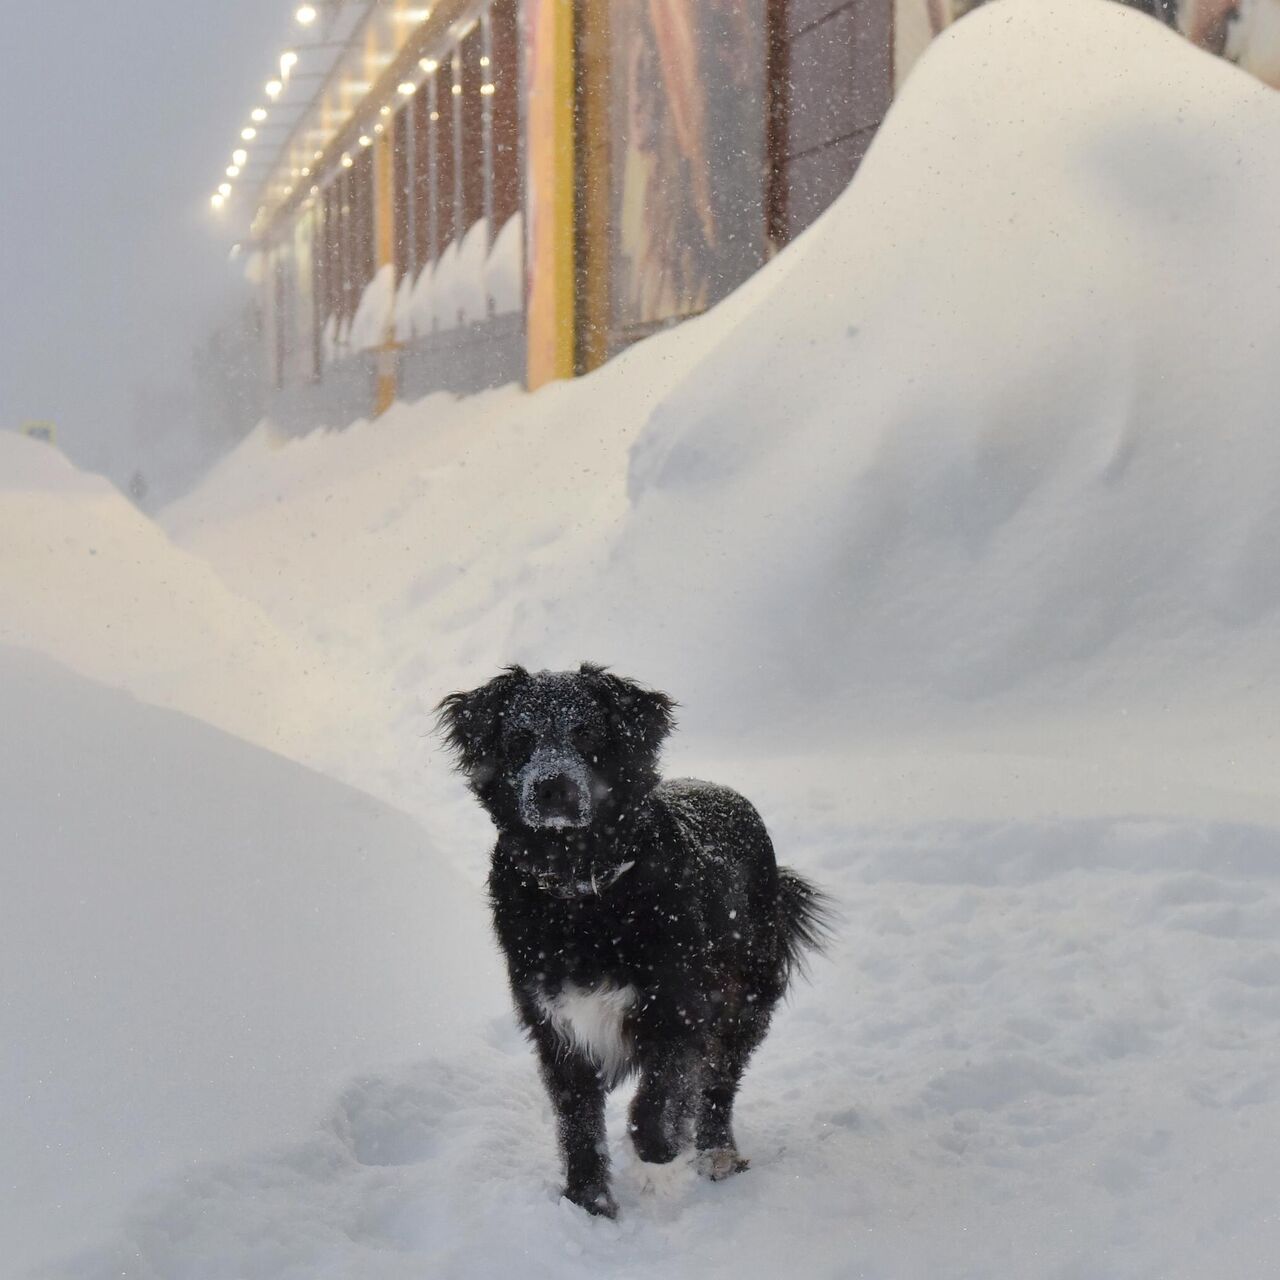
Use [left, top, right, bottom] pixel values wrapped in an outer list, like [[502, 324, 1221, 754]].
[[572, 722, 600, 749], [507, 729, 534, 759]]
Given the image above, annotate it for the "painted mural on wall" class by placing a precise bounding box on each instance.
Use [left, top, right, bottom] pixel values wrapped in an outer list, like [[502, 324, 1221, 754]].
[[611, 0, 768, 337]]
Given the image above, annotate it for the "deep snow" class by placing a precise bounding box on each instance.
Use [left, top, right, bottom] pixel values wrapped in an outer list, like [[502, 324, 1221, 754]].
[[0, 645, 497, 1276], [166, 0, 1280, 836], [6, 1, 1280, 1276]]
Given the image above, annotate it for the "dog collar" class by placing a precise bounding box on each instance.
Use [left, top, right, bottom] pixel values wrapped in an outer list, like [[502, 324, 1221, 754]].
[[531, 860, 635, 900]]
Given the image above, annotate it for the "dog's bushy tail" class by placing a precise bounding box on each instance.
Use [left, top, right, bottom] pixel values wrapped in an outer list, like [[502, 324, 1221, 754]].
[[777, 866, 835, 984]]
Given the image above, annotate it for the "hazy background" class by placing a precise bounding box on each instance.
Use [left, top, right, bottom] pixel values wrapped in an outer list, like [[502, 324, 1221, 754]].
[[0, 1, 287, 496]]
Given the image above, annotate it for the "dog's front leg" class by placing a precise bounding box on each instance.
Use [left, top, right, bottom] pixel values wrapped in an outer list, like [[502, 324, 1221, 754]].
[[628, 1001, 702, 1166], [531, 1025, 617, 1218]]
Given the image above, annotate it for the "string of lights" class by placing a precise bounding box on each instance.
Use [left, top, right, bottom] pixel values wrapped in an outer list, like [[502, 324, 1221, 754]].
[[209, 1, 384, 213], [212, 0, 482, 245]]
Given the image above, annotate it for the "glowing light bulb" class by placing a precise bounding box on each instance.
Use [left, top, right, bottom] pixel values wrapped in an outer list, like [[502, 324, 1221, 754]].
[[358, 134, 372, 147], [479, 56, 490, 68], [480, 83, 495, 96], [398, 81, 416, 96], [451, 82, 461, 96], [241, 126, 257, 141], [251, 107, 268, 123], [233, 148, 248, 166], [211, 193, 225, 209], [266, 79, 284, 99], [218, 182, 232, 197], [280, 50, 299, 76], [226, 165, 241, 177], [420, 58, 438, 73], [295, 5, 317, 26], [341, 153, 353, 168]]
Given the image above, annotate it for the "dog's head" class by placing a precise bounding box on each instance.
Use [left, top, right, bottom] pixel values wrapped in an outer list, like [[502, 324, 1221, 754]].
[[437, 663, 676, 833]]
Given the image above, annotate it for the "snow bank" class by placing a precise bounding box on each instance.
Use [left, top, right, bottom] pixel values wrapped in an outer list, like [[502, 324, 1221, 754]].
[[452, 217, 491, 324], [392, 265, 416, 343], [429, 238, 462, 331], [0, 430, 380, 768], [485, 211, 523, 317], [406, 254, 436, 334], [1, 646, 498, 1276], [559, 0, 1280, 739], [168, 0, 1280, 824], [397, 216, 521, 344], [347, 262, 393, 351]]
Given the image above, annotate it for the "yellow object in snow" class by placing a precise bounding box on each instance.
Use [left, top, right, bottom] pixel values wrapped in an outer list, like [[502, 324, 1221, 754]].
[[20, 421, 57, 444]]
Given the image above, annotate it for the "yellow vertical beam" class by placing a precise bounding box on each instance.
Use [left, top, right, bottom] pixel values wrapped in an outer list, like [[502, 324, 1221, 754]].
[[373, 121, 398, 416], [525, 0, 576, 390], [576, 0, 612, 375]]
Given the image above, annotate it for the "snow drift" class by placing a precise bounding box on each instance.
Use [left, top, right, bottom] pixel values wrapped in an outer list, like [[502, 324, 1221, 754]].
[[12, 1, 1280, 1276], [1, 646, 499, 1276], [168, 0, 1280, 823], [555, 0, 1280, 737], [0, 429, 387, 772]]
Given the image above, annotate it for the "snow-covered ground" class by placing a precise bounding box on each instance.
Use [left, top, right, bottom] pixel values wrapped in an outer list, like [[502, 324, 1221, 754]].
[[6, 1, 1280, 1275], [0, 646, 495, 1276]]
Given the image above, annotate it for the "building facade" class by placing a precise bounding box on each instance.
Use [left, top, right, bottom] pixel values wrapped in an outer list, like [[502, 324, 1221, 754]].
[[245, 0, 1278, 431]]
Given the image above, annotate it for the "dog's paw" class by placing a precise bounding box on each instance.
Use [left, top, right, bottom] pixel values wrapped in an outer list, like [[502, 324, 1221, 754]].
[[563, 1184, 619, 1219], [696, 1147, 750, 1181], [629, 1125, 682, 1166]]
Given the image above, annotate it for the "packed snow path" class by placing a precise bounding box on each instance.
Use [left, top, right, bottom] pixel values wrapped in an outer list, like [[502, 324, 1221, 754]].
[[51, 811, 1280, 1279]]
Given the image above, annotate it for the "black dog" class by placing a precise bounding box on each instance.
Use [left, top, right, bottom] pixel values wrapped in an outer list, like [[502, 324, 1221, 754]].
[[438, 664, 828, 1218]]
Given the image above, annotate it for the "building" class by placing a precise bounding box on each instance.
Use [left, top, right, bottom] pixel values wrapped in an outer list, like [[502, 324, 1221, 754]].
[[228, 0, 1279, 432]]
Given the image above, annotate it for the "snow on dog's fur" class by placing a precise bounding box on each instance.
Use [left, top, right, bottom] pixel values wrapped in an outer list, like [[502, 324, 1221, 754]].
[[438, 664, 830, 1218]]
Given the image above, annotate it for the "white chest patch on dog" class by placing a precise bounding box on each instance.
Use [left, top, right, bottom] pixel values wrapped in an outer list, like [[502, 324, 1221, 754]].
[[536, 982, 637, 1078]]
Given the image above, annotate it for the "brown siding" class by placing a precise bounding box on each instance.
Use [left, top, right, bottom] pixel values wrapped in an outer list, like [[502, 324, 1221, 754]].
[[771, 0, 893, 243], [412, 76, 437, 266], [392, 103, 413, 285], [437, 60, 458, 250], [459, 26, 486, 237], [352, 147, 377, 296], [490, 0, 520, 233]]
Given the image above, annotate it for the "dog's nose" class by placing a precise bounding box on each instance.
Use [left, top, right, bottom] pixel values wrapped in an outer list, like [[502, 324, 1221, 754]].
[[535, 774, 584, 819]]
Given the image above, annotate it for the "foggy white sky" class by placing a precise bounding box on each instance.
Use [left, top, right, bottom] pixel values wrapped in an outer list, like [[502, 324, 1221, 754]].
[[0, 2, 292, 479]]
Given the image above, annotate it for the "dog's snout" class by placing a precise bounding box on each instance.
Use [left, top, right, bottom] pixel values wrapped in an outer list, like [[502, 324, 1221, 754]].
[[518, 747, 594, 830], [534, 773, 584, 819]]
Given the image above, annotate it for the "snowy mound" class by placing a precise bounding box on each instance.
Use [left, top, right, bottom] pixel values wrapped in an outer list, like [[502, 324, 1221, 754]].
[[0, 430, 114, 495], [0, 430, 383, 767], [171, 0, 1280, 788], [556, 0, 1280, 734], [1, 647, 497, 1275]]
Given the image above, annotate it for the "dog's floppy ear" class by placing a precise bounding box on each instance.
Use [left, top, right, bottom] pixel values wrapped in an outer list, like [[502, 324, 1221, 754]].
[[436, 666, 529, 779], [578, 663, 676, 760]]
